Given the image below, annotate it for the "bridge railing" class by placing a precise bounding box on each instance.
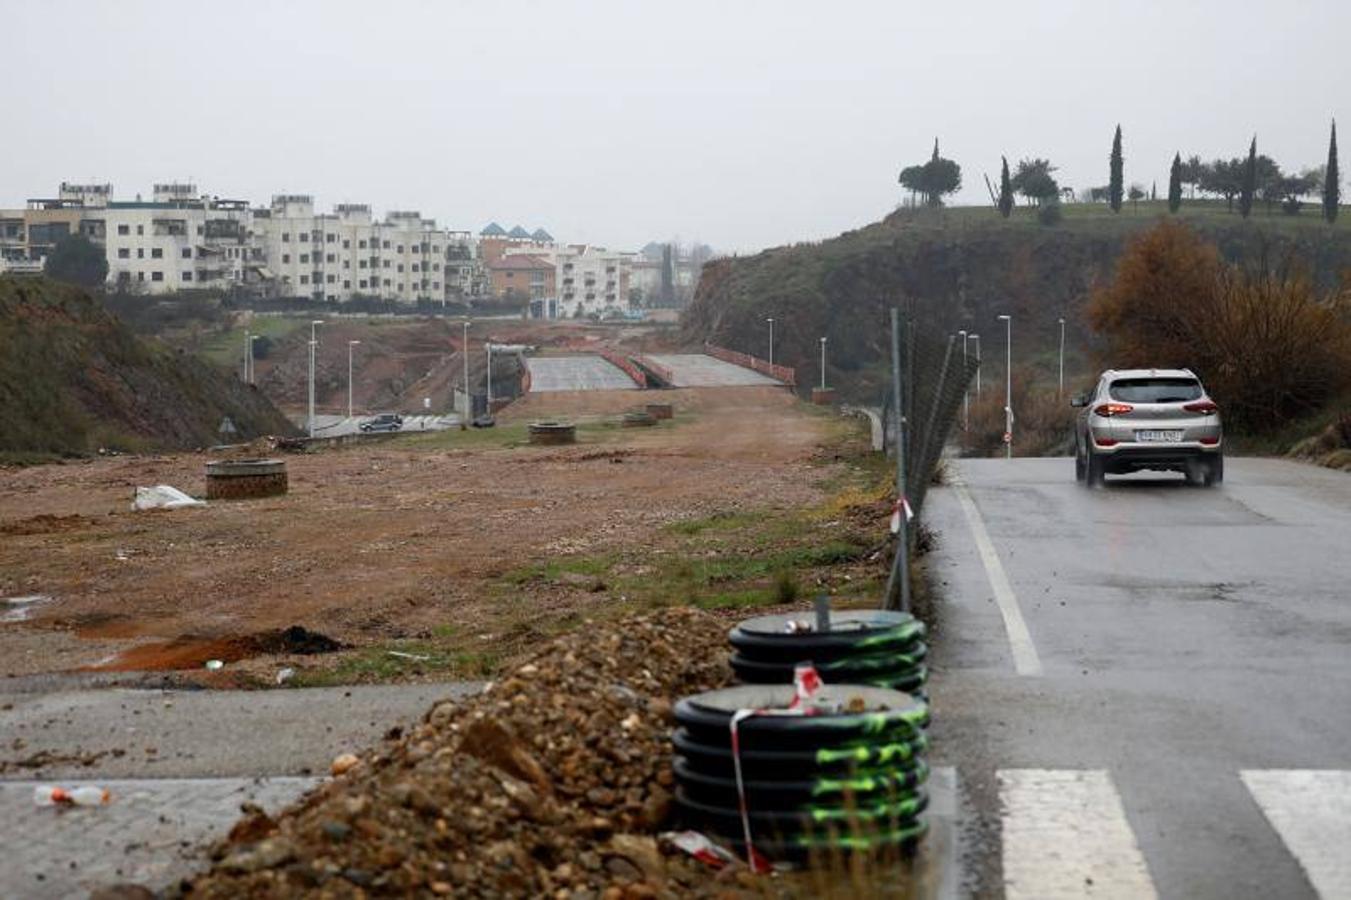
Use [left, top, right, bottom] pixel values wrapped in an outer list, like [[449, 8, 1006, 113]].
[[598, 348, 647, 388], [631, 354, 675, 386], [703, 342, 796, 385]]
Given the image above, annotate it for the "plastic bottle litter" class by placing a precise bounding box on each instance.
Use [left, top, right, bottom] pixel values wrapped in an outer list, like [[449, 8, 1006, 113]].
[[204, 659, 224, 671], [34, 785, 111, 807], [276, 667, 295, 685]]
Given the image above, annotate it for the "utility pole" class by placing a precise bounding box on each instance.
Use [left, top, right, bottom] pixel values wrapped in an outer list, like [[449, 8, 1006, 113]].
[[242, 330, 251, 382], [247, 334, 259, 384], [766, 317, 774, 368], [819, 337, 827, 390], [347, 340, 361, 419], [998, 315, 1012, 459], [486, 341, 493, 407]]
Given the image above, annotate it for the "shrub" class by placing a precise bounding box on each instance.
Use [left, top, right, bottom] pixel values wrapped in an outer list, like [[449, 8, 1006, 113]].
[[1038, 199, 1063, 227], [963, 367, 1077, 457], [1087, 221, 1351, 432], [773, 569, 800, 604]]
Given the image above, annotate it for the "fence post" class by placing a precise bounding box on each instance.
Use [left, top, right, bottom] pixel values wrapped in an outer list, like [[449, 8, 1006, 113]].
[[884, 307, 910, 613]]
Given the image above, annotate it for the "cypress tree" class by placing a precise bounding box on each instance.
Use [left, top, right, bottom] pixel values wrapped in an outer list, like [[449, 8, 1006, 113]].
[[1239, 136, 1257, 218], [1325, 119, 1340, 224], [998, 156, 1014, 218], [1109, 125, 1124, 213], [1168, 153, 1183, 213]]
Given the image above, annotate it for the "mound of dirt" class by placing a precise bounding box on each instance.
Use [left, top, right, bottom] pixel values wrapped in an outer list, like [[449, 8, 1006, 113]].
[[0, 276, 296, 457], [186, 608, 743, 898]]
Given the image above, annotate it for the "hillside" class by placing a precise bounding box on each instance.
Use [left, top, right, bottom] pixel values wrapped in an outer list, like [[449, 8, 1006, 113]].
[[683, 201, 1351, 402], [0, 277, 296, 458]]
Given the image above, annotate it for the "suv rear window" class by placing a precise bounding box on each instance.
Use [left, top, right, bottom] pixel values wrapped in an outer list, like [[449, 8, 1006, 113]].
[[1108, 377, 1202, 403]]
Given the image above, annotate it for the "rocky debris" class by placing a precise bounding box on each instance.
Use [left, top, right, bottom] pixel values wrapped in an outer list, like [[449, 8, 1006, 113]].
[[185, 608, 751, 898]]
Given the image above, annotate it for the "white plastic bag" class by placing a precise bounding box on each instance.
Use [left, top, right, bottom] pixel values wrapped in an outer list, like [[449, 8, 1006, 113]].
[[132, 485, 206, 511]]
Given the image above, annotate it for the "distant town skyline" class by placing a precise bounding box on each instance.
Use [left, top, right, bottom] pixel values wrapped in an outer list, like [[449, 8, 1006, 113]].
[[2, 0, 1346, 253]]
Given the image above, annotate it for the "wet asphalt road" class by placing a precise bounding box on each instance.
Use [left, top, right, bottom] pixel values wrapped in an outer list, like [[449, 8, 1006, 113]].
[[925, 457, 1351, 899]]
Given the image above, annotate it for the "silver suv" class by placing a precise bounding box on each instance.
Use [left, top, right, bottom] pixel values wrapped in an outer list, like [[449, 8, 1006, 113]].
[[1071, 369, 1223, 486]]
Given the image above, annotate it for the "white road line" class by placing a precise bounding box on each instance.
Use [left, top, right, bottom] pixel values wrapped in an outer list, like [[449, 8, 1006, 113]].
[[952, 478, 1042, 676], [1000, 769, 1157, 900], [1242, 770, 1351, 899]]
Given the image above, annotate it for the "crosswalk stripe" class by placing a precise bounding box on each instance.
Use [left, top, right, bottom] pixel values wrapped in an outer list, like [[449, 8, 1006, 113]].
[[1242, 770, 1351, 899], [1000, 769, 1157, 900]]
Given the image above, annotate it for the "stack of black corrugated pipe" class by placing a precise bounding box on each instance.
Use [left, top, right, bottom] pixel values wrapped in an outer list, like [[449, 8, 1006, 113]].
[[671, 609, 931, 864]]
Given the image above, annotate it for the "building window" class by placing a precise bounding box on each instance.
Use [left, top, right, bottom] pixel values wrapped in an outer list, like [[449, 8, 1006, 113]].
[[383, 279, 391, 287], [300, 275, 309, 284], [182, 247, 192, 258], [397, 283, 403, 291], [326, 234, 335, 243], [397, 244, 404, 253], [136, 225, 144, 235], [299, 232, 308, 242], [137, 272, 145, 282], [383, 260, 390, 269], [397, 264, 404, 273], [342, 260, 349, 269], [343, 280, 350, 289], [117, 248, 130, 259], [300, 253, 309, 264], [359, 279, 367, 289], [137, 248, 144, 259], [342, 240, 350, 249], [117, 224, 129, 236], [412, 245, 419, 254], [326, 253, 334, 263], [433, 281, 440, 289], [327, 274, 335, 284], [150, 247, 163, 259], [383, 240, 390, 249], [183, 271, 193, 281], [358, 240, 366, 249], [151, 271, 163, 282], [282, 254, 291, 264], [359, 260, 366, 269], [282, 232, 290, 242]]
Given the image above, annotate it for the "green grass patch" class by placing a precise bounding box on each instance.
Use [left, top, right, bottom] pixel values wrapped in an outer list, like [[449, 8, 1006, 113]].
[[197, 317, 305, 367], [293, 640, 500, 687]]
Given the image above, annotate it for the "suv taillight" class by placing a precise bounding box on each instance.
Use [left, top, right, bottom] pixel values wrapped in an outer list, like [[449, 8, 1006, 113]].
[[1183, 400, 1219, 414], [1093, 402, 1135, 417]]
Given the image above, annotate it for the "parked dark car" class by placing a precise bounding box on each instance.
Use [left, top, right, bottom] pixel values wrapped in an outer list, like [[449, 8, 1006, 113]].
[[360, 413, 404, 433]]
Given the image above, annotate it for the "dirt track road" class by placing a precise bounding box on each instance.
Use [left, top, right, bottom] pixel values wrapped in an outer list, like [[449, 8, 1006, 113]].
[[0, 387, 837, 681]]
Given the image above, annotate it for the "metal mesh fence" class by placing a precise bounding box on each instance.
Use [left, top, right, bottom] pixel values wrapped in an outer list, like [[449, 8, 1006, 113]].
[[880, 321, 980, 523]]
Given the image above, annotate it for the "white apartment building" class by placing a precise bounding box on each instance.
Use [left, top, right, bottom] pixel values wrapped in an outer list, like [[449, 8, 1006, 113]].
[[504, 243, 633, 319], [251, 196, 479, 304], [2, 181, 484, 304]]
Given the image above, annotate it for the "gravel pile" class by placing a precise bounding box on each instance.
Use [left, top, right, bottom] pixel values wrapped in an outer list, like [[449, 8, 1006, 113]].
[[185, 608, 746, 899]]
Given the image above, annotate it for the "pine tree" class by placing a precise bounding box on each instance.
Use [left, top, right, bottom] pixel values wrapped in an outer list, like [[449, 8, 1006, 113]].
[[1109, 125, 1124, 213], [1325, 119, 1340, 224], [1167, 153, 1183, 213], [1151, 181, 1157, 201], [1239, 137, 1257, 218], [998, 156, 1014, 218]]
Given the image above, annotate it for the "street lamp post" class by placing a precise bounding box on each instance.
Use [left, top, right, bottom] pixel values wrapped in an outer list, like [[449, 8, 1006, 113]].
[[1057, 316, 1066, 398], [308, 320, 324, 438], [247, 334, 260, 384], [998, 315, 1012, 459], [461, 319, 470, 418], [958, 330, 968, 430], [486, 341, 493, 407], [242, 330, 251, 382], [766, 317, 775, 368], [819, 337, 827, 390], [971, 333, 981, 398], [347, 340, 361, 420]]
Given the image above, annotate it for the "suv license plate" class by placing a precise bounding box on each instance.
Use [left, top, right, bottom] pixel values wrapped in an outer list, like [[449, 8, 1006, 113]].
[[1136, 430, 1183, 442]]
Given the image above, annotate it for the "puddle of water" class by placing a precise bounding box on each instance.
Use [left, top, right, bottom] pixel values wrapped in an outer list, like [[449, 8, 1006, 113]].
[[2, 595, 53, 623]]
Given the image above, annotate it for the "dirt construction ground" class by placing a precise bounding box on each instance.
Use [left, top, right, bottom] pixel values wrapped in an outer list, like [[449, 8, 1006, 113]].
[[0, 387, 876, 686]]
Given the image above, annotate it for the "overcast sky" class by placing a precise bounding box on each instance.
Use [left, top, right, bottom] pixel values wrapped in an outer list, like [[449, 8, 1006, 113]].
[[3, 1, 1346, 253]]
